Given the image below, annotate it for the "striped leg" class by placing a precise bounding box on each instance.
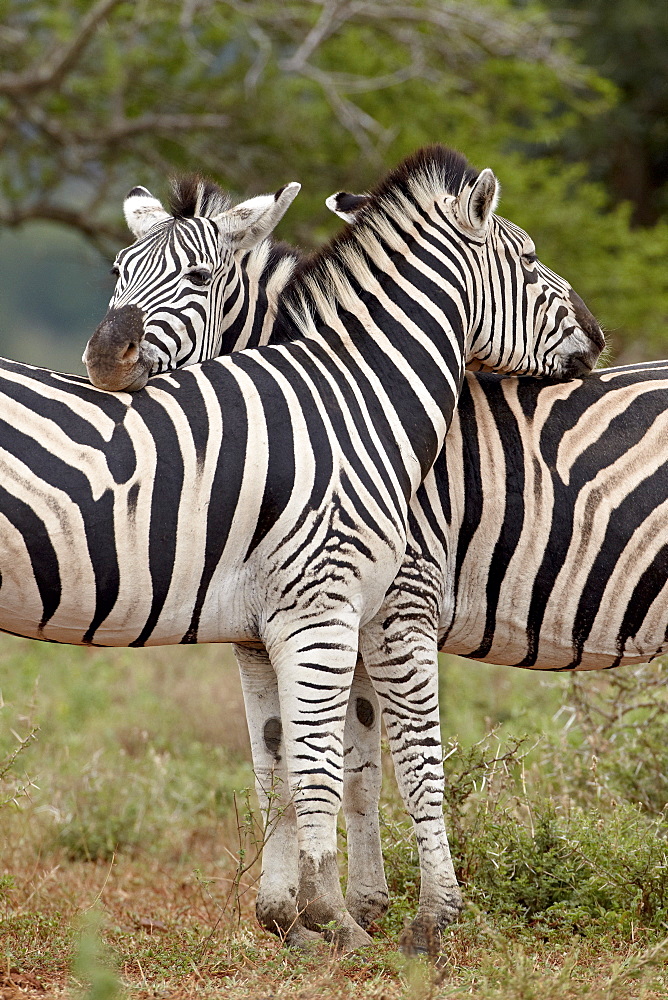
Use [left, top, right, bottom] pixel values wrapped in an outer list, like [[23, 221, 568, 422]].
[[264, 613, 373, 952], [360, 604, 463, 953], [343, 658, 388, 927], [234, 644, 323, 948], [235, 647, 386, 942]]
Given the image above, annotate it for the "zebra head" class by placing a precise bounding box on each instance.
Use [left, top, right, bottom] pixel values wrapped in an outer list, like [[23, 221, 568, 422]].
[[325, 167, 604, 380], [83, 176, 301, 391]]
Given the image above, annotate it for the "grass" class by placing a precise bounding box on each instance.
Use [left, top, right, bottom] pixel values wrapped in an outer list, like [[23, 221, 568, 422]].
[[2, 636, 668, 997]]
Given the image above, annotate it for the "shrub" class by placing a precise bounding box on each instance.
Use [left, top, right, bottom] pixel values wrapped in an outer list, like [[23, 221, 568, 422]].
[[378, 709, 668, 943]]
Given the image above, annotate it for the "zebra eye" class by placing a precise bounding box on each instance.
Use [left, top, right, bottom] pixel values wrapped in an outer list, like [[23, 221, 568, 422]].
[[187, 268, 213, 286], [110, 265, 120, 278], [522, 251, 537, 264]]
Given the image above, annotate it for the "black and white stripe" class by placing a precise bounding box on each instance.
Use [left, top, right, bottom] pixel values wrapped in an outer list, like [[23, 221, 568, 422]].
[[78, 147, 602, 948], [441, 362, 668, 669]]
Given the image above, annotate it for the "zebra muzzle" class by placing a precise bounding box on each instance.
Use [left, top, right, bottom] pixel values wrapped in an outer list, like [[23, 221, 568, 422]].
[[84, 304, 152, 392]]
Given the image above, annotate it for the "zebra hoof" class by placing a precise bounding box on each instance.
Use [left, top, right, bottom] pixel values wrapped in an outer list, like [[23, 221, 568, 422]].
[[326, 918, 373, 954], [398, 913, 448, 959]]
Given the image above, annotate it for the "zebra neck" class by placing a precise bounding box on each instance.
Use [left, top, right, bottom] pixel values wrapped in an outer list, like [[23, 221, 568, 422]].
[[279, 253, 466, 486], [218, 239, 302, 354]]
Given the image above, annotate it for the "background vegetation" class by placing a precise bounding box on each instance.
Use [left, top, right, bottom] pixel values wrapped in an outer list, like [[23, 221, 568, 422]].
[[0, 0, 667, 369], [3, 638, 668, 997]]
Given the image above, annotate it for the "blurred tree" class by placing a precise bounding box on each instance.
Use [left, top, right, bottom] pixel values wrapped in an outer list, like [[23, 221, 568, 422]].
[[0, 0, 597, 251], [557, 0, 668, 226], [0, 0, 666, 361]]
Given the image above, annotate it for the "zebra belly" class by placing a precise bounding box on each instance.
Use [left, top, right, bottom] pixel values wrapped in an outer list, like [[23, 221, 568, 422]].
[[0, 548, 258, 646], [440, 540, 668, 671]]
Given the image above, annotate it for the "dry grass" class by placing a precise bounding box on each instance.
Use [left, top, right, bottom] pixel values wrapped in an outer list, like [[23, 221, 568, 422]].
[[3, 637, 668, 997], [3, 855, 668, 999]]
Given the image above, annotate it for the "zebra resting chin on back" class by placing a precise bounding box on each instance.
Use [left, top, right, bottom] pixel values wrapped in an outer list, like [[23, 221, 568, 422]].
[[83, 146, 603, 951], [83, 178, 302, 391]]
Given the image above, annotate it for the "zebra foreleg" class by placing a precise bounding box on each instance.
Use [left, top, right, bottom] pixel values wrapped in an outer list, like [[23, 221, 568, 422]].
[[360, 615, 463, 954], [235, 644, 386, 943], [265, 614, 373, 953], [233, 644, 324, 949], [343, 657, 389, 928]]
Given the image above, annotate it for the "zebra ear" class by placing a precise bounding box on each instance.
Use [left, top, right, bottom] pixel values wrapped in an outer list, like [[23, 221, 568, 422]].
[[217, 182, 301, 250], [458, 169, 500, 234], [124, 186, 170, 239], [325, 191, 370, 223]]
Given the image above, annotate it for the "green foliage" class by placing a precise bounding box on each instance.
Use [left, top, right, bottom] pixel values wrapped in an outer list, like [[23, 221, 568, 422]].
[[55, 771, 144, 862], [555, 662, 668, 817], [0, 690, 39, 813], [0, 874, 15, 903], [557, 0, 668, 224], [380, 753, 668, 943], [0, 224, 111, 373], [1, 0, 667, 366], [379, 660, 668, 947], [73, 910, 123, 1000], [0, 0, 592, 238], [0, 638, 253, 863], [3, 635, 668, 995]]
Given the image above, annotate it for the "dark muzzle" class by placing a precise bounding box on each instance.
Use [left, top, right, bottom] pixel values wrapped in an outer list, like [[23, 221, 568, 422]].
[[570, 289, 605, 353], [84, 304, 151, 392]]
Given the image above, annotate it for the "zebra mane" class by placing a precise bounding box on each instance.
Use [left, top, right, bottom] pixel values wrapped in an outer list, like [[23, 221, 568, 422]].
[[240, 238, 304, 296], [369, 144, 478, 208], [169, 174, 231, 219], [282, 145, 479, 334]]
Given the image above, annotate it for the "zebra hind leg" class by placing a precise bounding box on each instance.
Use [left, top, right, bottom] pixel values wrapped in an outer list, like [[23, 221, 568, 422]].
[[360, 615, 463, 955], [233, 644, 324, 949], [343, 657, 389, 928]]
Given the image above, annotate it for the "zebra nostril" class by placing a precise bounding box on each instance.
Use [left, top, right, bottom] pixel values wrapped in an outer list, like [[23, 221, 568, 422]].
[[84, 304, 148, 390]]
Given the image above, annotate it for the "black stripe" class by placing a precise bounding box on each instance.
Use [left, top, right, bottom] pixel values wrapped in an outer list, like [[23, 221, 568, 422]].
[[0, 484, 61, 630], [183, 365, 249, 642], [82, 488, 120, 643], [231, 355, 297, 561], [128, 390, 185, 646], [569, 465, 668, 666], [615, 543, 668, 662], [466, 382, 524, 659]]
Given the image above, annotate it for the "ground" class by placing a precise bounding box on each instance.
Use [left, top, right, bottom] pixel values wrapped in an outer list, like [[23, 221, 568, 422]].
[[2, 636, 668, 999]]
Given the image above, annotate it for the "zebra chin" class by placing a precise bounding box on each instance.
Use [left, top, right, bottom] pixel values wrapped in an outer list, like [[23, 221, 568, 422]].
[[84, 304, 156, 392], [558, 352, 599, 380]]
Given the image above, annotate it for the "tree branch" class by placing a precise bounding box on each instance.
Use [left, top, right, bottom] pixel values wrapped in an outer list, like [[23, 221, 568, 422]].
[[0, 0, 126, 96], [0, 202, 123, 255]]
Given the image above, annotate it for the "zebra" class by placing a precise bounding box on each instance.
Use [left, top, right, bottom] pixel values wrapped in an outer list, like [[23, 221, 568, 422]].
[[323, 190, 665, 666], [300, 357, 668, 934], [268, 192, 668, 932], [83, 178, 302, 391], [82, 146, 602, 949]]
